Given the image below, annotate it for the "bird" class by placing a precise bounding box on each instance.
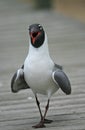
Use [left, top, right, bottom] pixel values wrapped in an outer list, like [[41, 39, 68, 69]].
[[11, 23, 71, 128]]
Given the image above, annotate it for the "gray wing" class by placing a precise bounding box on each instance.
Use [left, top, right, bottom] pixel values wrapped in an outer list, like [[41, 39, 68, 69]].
[[54, 63, 63, 70], [11, 65, 30, 93], [52, 69, 71, 95]]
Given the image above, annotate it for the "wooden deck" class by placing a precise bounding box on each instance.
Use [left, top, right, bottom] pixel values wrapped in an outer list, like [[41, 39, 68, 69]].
[[0, 0, 85, 130]]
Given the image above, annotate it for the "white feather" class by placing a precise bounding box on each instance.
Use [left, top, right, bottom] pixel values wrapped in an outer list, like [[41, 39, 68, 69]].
[[24, 33, 59, 98]]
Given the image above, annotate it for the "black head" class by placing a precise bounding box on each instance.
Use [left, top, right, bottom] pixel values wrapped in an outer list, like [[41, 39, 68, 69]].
[[29, 24, 45, 48]]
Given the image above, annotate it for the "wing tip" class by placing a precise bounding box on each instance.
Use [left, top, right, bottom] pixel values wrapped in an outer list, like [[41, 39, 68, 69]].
[[11, 72, 19, 93], [65, 86, 71, 95]]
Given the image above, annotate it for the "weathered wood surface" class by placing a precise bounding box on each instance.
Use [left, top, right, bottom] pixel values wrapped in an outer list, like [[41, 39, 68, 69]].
[[0, 0, 85, 130]]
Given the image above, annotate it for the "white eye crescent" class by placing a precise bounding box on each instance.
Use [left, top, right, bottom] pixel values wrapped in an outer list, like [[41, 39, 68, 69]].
[[38, 24, 41, 27], [38, 24, 42, 30]]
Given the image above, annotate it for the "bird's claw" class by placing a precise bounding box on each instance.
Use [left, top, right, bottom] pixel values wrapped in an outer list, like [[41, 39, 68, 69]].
[[44, 118, 53, 124], [32, 121, 46, 128]]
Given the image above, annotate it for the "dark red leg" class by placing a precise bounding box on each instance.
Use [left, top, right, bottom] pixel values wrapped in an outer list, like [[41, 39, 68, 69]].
[[41, 99, 53, 124], [33, 97, 52, 128], [32, 95, 45, 128], [35, 95, 43, 120], [42, 99, 50, 122]]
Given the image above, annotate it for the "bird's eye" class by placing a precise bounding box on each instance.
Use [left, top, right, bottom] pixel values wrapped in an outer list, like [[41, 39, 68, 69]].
[[38, 24, 42, 30], [38, 24, 41, 27]]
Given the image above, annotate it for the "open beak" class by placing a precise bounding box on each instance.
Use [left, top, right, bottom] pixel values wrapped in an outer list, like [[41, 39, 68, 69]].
[[30, 31, 41, 44]]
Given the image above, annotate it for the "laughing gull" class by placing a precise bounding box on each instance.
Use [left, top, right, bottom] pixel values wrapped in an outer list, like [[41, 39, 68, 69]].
[[11, 24, 71, 128]]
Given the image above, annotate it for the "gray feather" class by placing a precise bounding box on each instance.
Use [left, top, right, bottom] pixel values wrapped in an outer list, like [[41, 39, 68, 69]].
[[53, 69, 71, 95], [11, 67, 30, 93], [54, 63, 63, 70]]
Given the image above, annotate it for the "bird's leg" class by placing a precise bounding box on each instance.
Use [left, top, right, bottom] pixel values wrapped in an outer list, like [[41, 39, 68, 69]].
[[44, 99, 50, 119], [35, 95, 52, 123], [33, 94, 45, 128], [41, 99, 53, 124], [33, 97, 52, 128], [35, 94, 43, 120]]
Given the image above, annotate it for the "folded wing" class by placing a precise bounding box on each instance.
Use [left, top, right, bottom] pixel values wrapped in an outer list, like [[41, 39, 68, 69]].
[[11, 65, 30, 93], [52, 69, 71, 95]]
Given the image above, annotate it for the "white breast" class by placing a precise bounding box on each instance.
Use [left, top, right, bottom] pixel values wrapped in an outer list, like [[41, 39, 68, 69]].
[[24, 33, 59, 98], [24, 56, 58, 97]]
